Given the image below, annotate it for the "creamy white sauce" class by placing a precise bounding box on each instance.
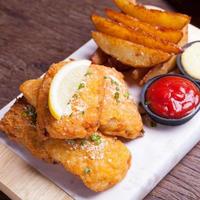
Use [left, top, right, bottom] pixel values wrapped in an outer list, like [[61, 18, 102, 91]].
[[181, 42, 200, 79]]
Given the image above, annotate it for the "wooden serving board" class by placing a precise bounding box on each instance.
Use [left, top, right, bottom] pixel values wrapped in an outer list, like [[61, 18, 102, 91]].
[[0, 144, 72, 200], [1, 24, 200, 200]]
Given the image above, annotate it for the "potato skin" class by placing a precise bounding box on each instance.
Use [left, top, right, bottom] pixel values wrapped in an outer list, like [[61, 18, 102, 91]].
[[114, 0, 190, 30], [92, 31, 171, 68], [92, 15, 181, 54], [105, 9, 183, 43], [139, 25, 188, 85]]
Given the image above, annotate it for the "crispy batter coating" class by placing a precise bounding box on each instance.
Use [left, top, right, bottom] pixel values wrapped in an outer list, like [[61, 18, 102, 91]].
[[19, 79, 42, 107], [36, 62, 105, 139], [0, 98, 131, 192], [0, 98, 50, 161], [20, 65, 143, 139], [100, 67, 143, 139]]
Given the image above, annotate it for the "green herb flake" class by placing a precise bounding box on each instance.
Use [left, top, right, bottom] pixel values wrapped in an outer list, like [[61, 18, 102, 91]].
[[124, 92, 130, 99], [67, 139, 76, 145], [104, 76, 108, 79], [84, 167, 91, 174], [22, 105, 37, 125], [116, 87, 120, 91], [85, 71, 92, 76], [90, 133, 101, 145], [95, 139, 101, 145], [80, 139, 87, 146], [114, 92, 120, 102], [111, 79, 119, 86], [81, 111, 85, 115], [73, 94, 78, 99], [78, 83, 85, 90]]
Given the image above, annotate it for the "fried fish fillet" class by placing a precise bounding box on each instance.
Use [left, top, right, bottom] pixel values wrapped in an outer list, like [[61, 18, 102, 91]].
[[20, 79, 42, 107], [36, 62, 105, 139], [0, 98, 50, 161], [100, 67, 143, 138], [20, 65, 143, 139], [0, 98, 131, 192]]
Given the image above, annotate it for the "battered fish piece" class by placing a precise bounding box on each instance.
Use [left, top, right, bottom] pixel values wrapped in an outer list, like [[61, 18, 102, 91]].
[[100, 67, 143, 139], [37, 61, 105, 139], [0, 98, 50, 161], [20, 65, 143, 139], [0, 98, 131, 192], [20, 79, 42, 107]]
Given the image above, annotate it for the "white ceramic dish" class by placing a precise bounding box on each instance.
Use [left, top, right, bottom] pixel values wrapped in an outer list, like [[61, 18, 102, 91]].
[[0, 24, 200, 200]]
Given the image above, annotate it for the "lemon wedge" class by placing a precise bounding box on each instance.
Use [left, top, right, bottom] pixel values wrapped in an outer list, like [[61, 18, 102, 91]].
[[48, 60, 91, 120]]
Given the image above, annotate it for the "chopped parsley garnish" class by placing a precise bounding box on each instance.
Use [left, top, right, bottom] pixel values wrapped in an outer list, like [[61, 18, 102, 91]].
[[111, 79, 119, 86], [124, 92, 130, 99], [22, 105, 37, 125], [116, 87, 120, 91], [90, 133, 101, 145], [80, 139, 87, 146], [81, 111, 85, 115], [114, 91, 120, 102], [73, 94, 78, 99], [85, 71, 92, 76], [67, 139, 76, 145], [78, 83, 85, 90], [84, 167, 91, 174], [104, 76, 119, 86]]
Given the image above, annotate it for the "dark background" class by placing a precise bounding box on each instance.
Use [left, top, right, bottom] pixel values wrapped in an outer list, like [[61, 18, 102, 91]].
[[0, 0, 200, 199]]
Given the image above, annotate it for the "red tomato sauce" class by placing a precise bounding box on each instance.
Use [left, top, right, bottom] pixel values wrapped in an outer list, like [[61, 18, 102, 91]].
[[146, 76, 200, 119]]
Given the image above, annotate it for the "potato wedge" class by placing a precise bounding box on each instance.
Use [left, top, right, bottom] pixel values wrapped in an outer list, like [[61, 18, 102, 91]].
[[92, 31, 171, 68], [106, 57, 131, 71], [131, 68, 150, 80], [139, 56, 176, 85], [114, 0, 190, 29], [105, 9, 183, 43], [90, 48, 109, 65], [139, 25, 188, 84], [90, 49, 131, 71], [91, 15, 181, 54]]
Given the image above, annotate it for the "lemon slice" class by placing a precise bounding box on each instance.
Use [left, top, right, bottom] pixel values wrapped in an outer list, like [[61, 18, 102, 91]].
[[48, 60, 91, 120]]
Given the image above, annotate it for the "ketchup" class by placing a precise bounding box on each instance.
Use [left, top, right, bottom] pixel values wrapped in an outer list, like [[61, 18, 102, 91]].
[[146, 76, 200, 119]]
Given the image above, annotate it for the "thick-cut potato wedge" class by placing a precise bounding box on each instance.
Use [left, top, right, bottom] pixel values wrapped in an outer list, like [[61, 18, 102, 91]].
[[105, 9, 183, 43], [131, 68, 150, 81], [91, 15, 181, 54], [139, 25, 188, 84], [106, 57, 131, 71], [91, 48, 131, 71], [139, 56, 176, 85], [90, 48, 109, 65], [92, 31, 171, 68], [114, 0, 190, 30]]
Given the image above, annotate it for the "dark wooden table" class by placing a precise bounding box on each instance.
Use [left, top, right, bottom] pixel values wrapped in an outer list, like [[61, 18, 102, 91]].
[[0, 0, 200, 199]]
